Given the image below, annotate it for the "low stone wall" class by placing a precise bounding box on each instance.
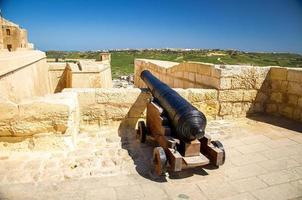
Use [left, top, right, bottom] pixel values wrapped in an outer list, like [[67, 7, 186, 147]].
[[217, 66, 270, 118], [0, 50, 52, 102], [48, 61, 112, 91], [134, 59, 219, 89], [0, 92, 79, 150], [63, 88, 220, 129], [266, 68, 302, 121]]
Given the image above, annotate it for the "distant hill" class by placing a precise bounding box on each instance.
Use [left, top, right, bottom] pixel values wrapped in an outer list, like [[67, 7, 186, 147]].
[[46, 49, 302, 79]]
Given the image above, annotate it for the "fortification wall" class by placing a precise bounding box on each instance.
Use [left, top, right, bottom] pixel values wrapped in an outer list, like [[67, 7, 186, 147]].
[[0, 50, 52, 102], [0, 92, 79, 151], [134, 59, 302, 122], [134, 59, 219, 88], [48, 61, 112, 91], [266, 68, 302, 120]]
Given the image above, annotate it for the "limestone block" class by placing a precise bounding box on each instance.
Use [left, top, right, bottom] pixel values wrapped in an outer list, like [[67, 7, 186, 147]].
[[254, 67, 270, 89], [174, 71, 183, 78], [270, 67, 287, 80], [243, 90, 258, 102], [186, 63, 197, 73], [188, 72, 195, 82], [220, 78, 232, 89], [287, 69, 302, 83], [183, 72, 189, 80], [287, 82, 302, 95], [266, 103, 277, 113], [211, 67, 221, 78], [242, 102, 253, 114], [298, 97, 302, 108], [280, 105, 293, 119], [192, 101, 219, 119], [64, 88, 96, 106], [14, 92, 79, 137], [231, 76, 254, 89], [219, 102, 233, 116], [195, 74, 202, 84], [196, 64, 212, 76], [252, 102, 265, 113], [0, 98, 18, 136], [293, 108, 302, 121], [218, 90, 244, 102], [271, 80, 288, 92], [173, 78, 184, 88], [288, 95, 298, 105], [187, 89, 218, 102], [232, 103, 243, 116], [270, 92, 283, 103], [96, 88, 142, 104], [255, 92, 268, 103]]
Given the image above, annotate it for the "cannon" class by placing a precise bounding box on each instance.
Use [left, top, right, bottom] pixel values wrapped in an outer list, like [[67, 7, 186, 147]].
[[137, 70, 225, 176]]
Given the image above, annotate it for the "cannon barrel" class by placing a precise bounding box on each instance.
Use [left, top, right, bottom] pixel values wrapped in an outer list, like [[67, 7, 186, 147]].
[[140, 70, 206, 142]]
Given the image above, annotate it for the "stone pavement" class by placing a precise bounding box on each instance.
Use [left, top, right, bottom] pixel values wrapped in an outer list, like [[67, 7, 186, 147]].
[[0, 115, 302, 200]]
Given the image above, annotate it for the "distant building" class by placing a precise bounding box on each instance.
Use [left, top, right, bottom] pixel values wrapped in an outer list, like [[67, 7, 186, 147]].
[[0, 17, 32, 51]]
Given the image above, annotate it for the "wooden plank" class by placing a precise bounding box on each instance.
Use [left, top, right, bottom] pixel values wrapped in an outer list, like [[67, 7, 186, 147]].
[[206, 145, 224, 166], [183, 153, 209, 168], [166, 148, 182, 172], [147, 101, 171, 137], [199, 136, 224, 166], [179, 139, 201, 157]]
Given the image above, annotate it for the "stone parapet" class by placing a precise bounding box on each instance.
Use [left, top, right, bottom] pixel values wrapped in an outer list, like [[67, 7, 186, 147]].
[[266, 67, 302, 121], [0, 92, 79, 151], [0, 50, 52, 102]]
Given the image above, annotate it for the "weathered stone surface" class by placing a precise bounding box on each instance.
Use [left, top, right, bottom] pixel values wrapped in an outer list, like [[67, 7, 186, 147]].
[[288, 82, 302, 95], [187, 89, 218, 102], [219, 90, 244, 102], [0, 98, 18, 136], [266, 103, 278, 113], [243, 90, 257, 102], [288, 95, 298, 105], [298, 97, 302, 108], [287, 69, 302, 83], [220, 78, 232, 89], [270, 67, 288, 80], [270, 92, 283, 103], [0, 92, 79, 142], [219, 102, 233, 116]]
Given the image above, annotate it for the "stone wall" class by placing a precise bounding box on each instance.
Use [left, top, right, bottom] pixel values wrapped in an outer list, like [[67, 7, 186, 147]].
[[134, 59, 270, 118], [48, 61, 112, 91], [0, 92, 79, 150], [134, 59, 219, 89], [266, 68, 302, 121], [48, 62, 72, 93], [63, 88, 220, 129], [0, 50, 52, 103], [217, 65, 270, 118]]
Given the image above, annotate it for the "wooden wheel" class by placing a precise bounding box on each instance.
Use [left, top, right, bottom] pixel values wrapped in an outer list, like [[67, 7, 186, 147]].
[[152, 147, 167, 176], [137, 121, 147, 143], [211, 140, 225, 166]]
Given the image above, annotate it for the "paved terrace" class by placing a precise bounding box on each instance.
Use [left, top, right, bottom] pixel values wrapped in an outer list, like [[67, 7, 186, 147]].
[[0, 115, 302, 200]]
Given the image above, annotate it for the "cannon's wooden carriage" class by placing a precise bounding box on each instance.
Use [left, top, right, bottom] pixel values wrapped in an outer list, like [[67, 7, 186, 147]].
[[137, 100, 225, 176]]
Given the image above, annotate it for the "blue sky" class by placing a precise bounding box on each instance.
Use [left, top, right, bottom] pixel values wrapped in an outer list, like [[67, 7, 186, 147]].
[[1, 0, 302, 53]]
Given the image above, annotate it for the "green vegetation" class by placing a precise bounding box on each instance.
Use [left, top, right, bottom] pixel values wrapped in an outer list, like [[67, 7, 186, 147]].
[[46, 50, 302, 79]]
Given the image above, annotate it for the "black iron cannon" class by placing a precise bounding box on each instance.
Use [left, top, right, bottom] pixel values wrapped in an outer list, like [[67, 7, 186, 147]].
[[137, 70, 225, 176], [140, 70, 207, 142]]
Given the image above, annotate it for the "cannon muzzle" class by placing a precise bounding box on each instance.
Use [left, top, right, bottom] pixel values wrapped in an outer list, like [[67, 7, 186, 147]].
[[140, 70, 206, 142]]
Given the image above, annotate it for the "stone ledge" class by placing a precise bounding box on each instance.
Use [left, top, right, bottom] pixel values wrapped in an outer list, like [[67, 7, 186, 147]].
[[0, 50, 46, 77]]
